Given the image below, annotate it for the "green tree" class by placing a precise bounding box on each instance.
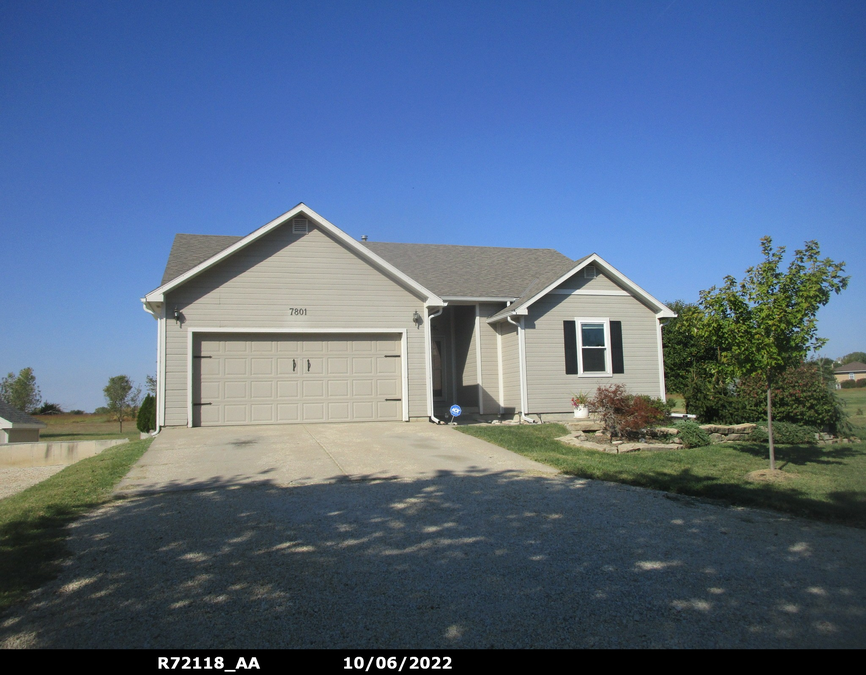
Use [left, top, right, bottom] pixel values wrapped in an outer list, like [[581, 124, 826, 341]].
[[809, 357, 836, 388], [661, 300, 718, 396], [103, 375, 141, 433], [0, 367, 42, 413], [839, 351, 866, 365], [698, 237, 848, 470]]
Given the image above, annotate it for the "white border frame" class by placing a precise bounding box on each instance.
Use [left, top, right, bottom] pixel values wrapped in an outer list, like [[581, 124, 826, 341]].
[[186, 328, 409, 427], [575, 317, 613, 378]]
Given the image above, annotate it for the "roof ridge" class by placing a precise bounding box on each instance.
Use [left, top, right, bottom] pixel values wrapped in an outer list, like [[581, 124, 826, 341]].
[[365, 241, 568, 254]]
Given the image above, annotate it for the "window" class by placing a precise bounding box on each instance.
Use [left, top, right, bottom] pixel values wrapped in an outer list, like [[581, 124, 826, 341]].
[[563, 318, 624, 376]]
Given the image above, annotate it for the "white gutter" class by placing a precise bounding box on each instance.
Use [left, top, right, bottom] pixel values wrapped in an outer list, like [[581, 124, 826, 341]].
[[507, 315, 535, 424], [425, 306, 445, 423], [141, 299, 160, 319]]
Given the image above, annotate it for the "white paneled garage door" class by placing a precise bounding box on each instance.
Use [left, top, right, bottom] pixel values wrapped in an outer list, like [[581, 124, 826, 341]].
[[192, 333, 403, 426]]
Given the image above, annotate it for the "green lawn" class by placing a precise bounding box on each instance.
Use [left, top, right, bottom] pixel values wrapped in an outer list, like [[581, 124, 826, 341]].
[[458, 423, 866, 528], [0, 438, 152, 610], [837, 387, 866, 434]]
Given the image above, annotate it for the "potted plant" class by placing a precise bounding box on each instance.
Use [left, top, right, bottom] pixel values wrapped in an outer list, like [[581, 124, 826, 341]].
[[571, 392, 590, 419]]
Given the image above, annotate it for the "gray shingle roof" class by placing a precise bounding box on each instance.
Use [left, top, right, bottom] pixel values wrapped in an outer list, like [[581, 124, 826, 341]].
[[161, 234, 242, 285], [487, 254, 593, 322], [362, 242, 575, 298], [0, 399, 46, 427], [159, 233, 579, 299]]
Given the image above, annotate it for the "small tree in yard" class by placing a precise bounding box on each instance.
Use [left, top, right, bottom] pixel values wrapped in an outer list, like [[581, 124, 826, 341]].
[[698, 237, 848, 471], [103, 375, 141, 433]]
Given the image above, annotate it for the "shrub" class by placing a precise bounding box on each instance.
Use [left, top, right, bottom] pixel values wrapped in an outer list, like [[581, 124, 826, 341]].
[[841, 380, 857, 389], [35, 402, 63, 415], [685, 364, 847, 432], [682, 379, 746, 425], [673, 420, 711, 448], [749, 421, 817, 445], [857, 379, 866, 388], [589, 384, 671, 439], [136, 394, 156, 433], [69, 409, 85, 415]]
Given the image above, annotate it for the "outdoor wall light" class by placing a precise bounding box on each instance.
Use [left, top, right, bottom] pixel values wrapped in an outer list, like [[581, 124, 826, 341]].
[[174, 307, 180, 324], [412, 311, 423, 327]]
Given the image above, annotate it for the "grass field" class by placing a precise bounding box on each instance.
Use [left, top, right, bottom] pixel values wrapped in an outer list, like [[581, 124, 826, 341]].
[[838, 387, 866, 433], [458, 423, 866, 528], [0, 438, 153, 610], [35, 413, 140, 442]]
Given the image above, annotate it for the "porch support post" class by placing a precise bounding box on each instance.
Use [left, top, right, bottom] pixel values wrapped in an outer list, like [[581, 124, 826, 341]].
[[475, 304, 484, 415]]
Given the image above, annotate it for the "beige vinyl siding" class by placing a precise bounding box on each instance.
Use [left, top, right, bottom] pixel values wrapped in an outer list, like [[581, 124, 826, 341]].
[[524, 274, 662, 413], [554, 267, 623, 292], [478, 302, 503, 412], [163, 224, 427, 426], [499, 320, 520, 411], [450, 306, 478, 408]]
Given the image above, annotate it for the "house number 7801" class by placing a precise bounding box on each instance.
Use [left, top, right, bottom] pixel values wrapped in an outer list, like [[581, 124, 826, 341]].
[[288, 308, 307, 316]]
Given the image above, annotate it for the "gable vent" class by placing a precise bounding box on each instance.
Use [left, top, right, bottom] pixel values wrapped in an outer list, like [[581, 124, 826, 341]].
[[292, 218, 309, 234], [584, 266, 597, 278]]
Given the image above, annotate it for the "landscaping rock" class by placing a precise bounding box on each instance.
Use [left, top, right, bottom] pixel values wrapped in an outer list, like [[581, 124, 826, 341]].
[[566, 421, 604, 433], [700, 423, 756, 435]]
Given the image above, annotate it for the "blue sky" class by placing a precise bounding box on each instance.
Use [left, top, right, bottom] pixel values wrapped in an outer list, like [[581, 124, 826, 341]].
[[1, 0, 864, 412]]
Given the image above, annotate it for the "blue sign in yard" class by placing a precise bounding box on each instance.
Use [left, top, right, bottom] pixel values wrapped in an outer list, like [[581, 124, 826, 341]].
[[449, 404, 462, 417]]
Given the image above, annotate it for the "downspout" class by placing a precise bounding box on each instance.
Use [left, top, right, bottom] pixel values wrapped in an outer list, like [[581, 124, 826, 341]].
[[506, 315, 535, 424], [426, 306, 445, 423]]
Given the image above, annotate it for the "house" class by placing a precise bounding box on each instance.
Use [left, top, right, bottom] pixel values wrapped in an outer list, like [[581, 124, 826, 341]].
[[0, 398, 46, 444], [834, 361, 866, 386], [141, 204, 676, 428]]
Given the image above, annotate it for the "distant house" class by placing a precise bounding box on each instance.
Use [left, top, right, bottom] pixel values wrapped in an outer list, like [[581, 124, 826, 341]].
[[142, 203, 676, 428], [0, 399, 46, 444], [834, 361, 866, 386]]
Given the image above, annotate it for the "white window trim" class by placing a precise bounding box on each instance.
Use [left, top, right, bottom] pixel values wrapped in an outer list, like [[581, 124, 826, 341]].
[[576, 317, 612, 377]]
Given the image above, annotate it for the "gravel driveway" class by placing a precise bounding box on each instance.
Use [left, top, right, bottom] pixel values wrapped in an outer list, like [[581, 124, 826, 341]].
[[1, 424, 864, 649]]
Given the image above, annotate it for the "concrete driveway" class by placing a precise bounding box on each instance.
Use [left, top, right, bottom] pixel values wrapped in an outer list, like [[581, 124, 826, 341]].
[[116, 422, 558, 495], [2, 422, 866, 649]]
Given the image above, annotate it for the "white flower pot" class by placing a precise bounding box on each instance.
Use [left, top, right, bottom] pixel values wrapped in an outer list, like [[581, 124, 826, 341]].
[[573, 405, 589, 419]]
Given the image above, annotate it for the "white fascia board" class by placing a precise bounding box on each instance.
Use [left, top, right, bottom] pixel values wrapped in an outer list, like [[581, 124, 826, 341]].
[[144, 204, 444, 306], [487, 254, 676, 322], [441, 296, 515, 303], [485, 307, 528, 323], [141, 299, 162, 320]]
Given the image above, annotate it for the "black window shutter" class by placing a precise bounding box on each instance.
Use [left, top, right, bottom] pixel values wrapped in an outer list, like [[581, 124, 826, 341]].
[[563, 321, 578, 374], [610, 320, 624, 374]]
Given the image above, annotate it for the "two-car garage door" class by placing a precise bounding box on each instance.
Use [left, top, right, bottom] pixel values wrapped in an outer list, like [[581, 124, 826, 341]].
[[192, 333, 403, 426]]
